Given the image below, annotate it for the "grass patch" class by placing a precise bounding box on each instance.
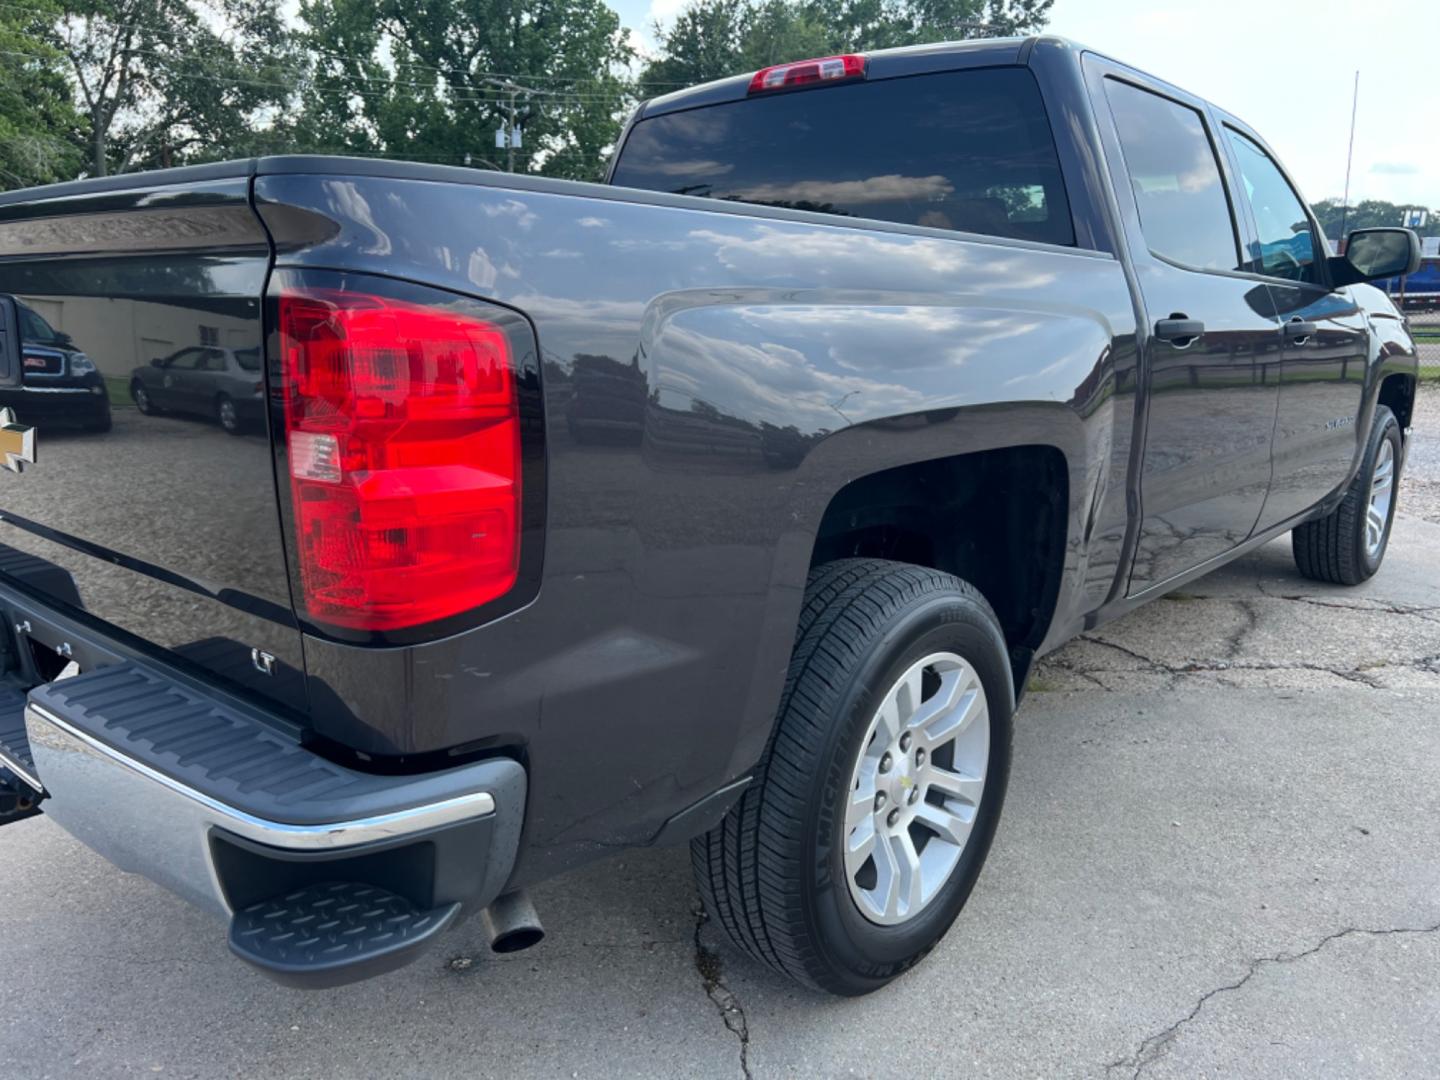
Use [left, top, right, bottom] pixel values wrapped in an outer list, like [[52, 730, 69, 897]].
[[104, 376, 134, 407]]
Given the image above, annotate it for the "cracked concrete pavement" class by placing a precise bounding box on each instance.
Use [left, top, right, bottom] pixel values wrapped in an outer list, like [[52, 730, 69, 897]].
[[3, 404, 1440, 1077]]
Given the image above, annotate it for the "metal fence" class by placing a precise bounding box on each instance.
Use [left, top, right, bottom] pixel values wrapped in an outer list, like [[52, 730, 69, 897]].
[[1412, 310, 1440, 380]]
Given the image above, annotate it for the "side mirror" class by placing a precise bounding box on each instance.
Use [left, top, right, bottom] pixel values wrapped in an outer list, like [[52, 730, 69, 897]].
[[1330, 227, 1423, 286], [150, 357, 164, 367]]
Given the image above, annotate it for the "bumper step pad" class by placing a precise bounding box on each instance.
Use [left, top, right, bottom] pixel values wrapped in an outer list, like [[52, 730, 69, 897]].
[[229, 881, 460, 988], [0, 684, 41, 821]]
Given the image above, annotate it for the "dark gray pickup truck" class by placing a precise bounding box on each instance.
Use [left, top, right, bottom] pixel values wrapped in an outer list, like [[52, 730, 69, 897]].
[[0, 36, 1422, 995]]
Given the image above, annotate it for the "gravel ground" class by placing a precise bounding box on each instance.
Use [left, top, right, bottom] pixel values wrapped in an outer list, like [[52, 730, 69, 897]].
[[1, 390, 1438, 1078]]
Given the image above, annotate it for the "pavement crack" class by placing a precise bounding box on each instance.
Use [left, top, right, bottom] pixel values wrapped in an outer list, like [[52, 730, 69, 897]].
[[1079, 636, 1172, 673], [1253, 582, 1440, 623], [1225, 599, 1259, 660], [692, 899, 753, 1080], [1105, 919, 1440, 1079]]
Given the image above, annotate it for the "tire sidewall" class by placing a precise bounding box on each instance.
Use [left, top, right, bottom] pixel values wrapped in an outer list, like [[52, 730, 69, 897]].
[[803, 592, 1013, 992], [1358, 408, 1401, 577]]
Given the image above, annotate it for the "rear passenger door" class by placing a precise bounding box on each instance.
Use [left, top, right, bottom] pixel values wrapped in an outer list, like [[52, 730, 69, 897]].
[[1084, 59, 1284, 594], [1220, 124, 1370, 528]]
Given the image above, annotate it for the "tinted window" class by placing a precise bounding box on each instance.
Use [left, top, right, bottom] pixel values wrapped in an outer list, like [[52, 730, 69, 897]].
[[1105, 80, 1239, 271], [17, 305, 60, 344], [234, 347, 261, 372], [613, 67, 1074, 246], [1225, 129, 1318, 283]]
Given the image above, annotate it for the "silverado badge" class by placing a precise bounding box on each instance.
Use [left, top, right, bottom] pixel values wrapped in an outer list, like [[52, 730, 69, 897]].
[[0, 408, 35, 473]]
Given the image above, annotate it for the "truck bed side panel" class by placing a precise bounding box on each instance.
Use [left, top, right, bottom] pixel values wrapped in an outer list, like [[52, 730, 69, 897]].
[[256, 169, 1138, 884]]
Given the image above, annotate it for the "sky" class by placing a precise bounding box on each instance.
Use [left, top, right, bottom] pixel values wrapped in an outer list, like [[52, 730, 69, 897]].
[[608, 0, 1440, 210]]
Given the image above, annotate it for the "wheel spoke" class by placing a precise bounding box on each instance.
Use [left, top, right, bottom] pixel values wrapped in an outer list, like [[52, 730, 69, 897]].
[[923, 686, 983, 745], [847, 816, 876, 868], [896, 665, 925, 725], [924, 765, 984, 808], [872, 826, 900, 918], [894, 832, 923, 916], [873, 697, 901, 745], [907, 668, 962, 732], [913, 801, 975, 848], [846, 785, 874, 831]]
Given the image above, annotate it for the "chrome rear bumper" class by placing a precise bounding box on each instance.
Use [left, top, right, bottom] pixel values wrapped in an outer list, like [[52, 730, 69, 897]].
[[27, 701, 508, 916]]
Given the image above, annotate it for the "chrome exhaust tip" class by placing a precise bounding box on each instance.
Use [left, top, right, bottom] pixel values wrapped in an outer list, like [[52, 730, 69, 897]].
[[481, 890, 544, 953]]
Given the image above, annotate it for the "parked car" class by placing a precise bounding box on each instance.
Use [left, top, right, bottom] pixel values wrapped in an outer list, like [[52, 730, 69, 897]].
[[0, 36, 1420, 995], [0, 301, 112, 432], [130, 345, 265, 434]]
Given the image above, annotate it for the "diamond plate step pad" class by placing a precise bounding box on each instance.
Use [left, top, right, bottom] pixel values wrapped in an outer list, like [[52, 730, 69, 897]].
[[228, 881, 459, 988], [0, 682, 39, 792]]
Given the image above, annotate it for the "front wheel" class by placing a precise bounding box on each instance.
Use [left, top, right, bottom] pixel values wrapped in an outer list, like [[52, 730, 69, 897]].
[[1293, 405, 1402, 585], [216, 394, 242, 435], [131, 380, 158, 415], [692, 559, 1013, 995]]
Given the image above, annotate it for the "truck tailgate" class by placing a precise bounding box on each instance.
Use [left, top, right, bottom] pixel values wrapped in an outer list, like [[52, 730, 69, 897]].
[[0, 167, 305, 713]]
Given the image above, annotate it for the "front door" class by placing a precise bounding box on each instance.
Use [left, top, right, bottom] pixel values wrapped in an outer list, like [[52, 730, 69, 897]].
[[1219, 124, 1371, 528], [1085, 61, 1284, 594]]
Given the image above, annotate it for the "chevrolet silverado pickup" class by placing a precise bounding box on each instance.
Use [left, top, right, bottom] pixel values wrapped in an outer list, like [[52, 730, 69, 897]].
[[0, 37, 1421, 995]]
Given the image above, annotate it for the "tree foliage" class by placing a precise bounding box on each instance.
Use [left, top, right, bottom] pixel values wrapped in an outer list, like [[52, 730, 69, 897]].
[[642, 0, 1053, 89], [1312, 197, 1439, 240], [291, 0, 635, 180], [0, 0, 83, 187], [45, 0, 296, 176]]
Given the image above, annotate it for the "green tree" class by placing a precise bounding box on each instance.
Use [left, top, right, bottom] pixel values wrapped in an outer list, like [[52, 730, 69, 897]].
[[0, 0, 83, 188], [1312, 198, 1439, 240], [642, 0, 1051, 90], [48, 0, 297, 176], [291, 0, 635, 181]]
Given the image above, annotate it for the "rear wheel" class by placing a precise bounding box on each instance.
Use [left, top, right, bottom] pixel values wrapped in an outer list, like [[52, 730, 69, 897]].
[[691, 559, 1013, 995], [1293, 405, 1402, 585]]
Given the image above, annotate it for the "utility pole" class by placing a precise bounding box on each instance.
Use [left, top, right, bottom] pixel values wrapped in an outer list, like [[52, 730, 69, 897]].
[[506, 83, 517, 172], [485, 78, 536, 172]]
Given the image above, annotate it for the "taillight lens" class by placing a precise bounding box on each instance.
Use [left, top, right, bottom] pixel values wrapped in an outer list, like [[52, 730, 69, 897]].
[[747, 54, 865, 94], [279, 287, 520, 631]]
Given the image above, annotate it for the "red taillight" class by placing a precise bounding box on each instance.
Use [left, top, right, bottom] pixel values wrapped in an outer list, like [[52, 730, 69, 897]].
[[747, 54, 865, 94], [279, 287, 520, 631]]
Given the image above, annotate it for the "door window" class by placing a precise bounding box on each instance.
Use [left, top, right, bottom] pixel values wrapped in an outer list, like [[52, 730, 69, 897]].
[[1225, 129, 1319, 284], [1105, 79, 1240, 272], [165, 348, 203, 370]]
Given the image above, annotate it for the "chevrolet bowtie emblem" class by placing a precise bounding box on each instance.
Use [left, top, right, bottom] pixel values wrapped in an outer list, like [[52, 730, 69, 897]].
[[0, 408, 35, 473]]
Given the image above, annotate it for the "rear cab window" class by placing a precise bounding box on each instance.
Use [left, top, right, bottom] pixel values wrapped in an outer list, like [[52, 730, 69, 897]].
[[611, 66, 1075, 247]]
